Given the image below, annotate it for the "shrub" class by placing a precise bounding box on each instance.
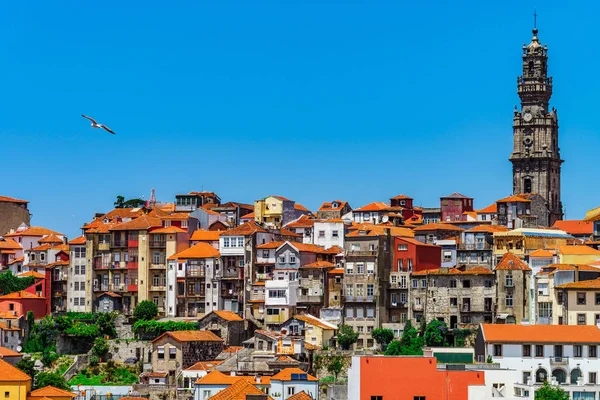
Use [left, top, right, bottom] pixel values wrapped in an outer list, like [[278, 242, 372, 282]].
[[372, 328, 395, 350], [424, 319, 448, 347], [337, 325, 359, 350], [133, 300, 158, 321], [35, 371, 71, 391]]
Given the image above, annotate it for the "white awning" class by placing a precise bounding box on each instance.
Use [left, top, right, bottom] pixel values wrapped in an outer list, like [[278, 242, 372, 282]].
[[497, 314, 509, 320]]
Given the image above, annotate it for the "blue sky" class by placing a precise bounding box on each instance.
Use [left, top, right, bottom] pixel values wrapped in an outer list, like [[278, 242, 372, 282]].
[[1, 1, 599, 239]]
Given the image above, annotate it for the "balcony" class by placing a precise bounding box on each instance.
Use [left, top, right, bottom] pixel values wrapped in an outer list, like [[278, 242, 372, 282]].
[[54, 291, 66, 297], [389, 301, 407, 308], [150, 285, 166, 292], [413, 303, 423, 311], [265, 314, 287, 325], [149, 240, 166, 248], [128, 239, 139, 248], [549, 356, 569, 365], [297, 294, 323, 303], [98, 242, 110, 251], [127, 284, 138, 292], [150, 263, 166, 270], [186, 269, 205, 278], [112, 240, 127, 248], [53, 273, 68, 281], [342, 295, 376, 303], [256, 273, 272, 281], [346, 250, 377, 257], [184, 292, 205, 298], [127, 262, 139, 270], [458, 243, 492, 250], [94, 284, 109, 292], [94, 284, 128, 292]]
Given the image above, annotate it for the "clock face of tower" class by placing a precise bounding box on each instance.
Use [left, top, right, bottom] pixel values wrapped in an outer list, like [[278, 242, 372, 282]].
[[523, 111, 533, 122]]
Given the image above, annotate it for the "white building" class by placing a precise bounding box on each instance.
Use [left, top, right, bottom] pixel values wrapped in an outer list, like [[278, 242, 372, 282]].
[[265, 271, 298, 326], [67, 236, 87, 312], [269, 368, 319, 400], [313, 220, 345, 249], [477, 323, 600, 399]]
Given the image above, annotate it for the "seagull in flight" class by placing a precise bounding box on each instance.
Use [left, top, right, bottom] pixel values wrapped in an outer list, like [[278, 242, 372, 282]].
[[81, 115, 115, 134]]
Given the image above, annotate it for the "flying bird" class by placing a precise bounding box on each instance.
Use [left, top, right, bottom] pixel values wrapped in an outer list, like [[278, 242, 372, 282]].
[[81, 115, 115, 134]]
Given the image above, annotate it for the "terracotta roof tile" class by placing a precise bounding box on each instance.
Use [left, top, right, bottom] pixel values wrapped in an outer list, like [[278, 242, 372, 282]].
[[346, 224, 414, 238], [413, 223, 464, 232], [256, 241, 285, 250], [462, 266, 494, 275], [477, 204, 497, 214], [318, 200, 349, 211], [38, 234, 63, 244], [5, 256, 21, 265], [0, 346, 21, 357], [190, 229, 222, 241], [558, 245, 600, 255], [207, 379, 271, 400], [101, 207, 147, 220], [5, 226, 62, 237], [0, 195, 28, 204], [465, 225, 509, 233], [442, 192, 471, 199], [152, 330, 224, 343], [222, 346, 243, 353], [271, 368, 318, 382], [18, 271, 46, 279], [221, 221, 267, 236], [391, 194, 413, 200], [196, 370, 243, 385], [168, 242, 220, 260], [110, 215, 162, 231], [353, 202, 390, 212], [285, 215, 315, 229], [185, 360, 222, 371], [530, 249, 554, 258], [481, 323, 600, 344], [240, 212, 254, 220], [287, 392, 313, 400], [301, 260, 335, 269], [160, 212, 192, 220], [29, 385, 76, 397], [294, 203, 311, 213], [98, 291, 122, 298], [329, 267, 344, 274], [211, 310, 243, 322], [496, 195, 532, 203], [412, 268, 463, 276], [552, 220, 594, 235], [280, 228, 302, 238], [68, 236, 86, 245], [151, 226, 187, 234], [0, 290, 45, 300], [0, 358, 32, 381], [556, 277, 600, 290], [494, 252, 531, 271], [0, 238, 22, 251]]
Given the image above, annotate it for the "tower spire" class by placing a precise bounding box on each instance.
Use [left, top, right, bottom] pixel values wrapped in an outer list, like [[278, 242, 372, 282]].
[[533, 10, 538, 37]]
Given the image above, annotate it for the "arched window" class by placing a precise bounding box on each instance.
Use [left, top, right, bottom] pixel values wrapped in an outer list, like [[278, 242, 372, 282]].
[[524, 178, 532, 194], [571, 368, 582, 384], [552, 368, 567, 384], [528, 61, 535, 74], [536, 368, 548, 383]]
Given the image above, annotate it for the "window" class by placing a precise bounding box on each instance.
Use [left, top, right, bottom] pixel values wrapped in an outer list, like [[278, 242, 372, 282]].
[[407, 259, 412, 271], [506, 294, 513, 307], [412, 279, 418, 289], [590, 372, 597, 384], [420, 279, 426, 289], [346, 263, 354, 274], [590, 345, 597, 358], [74, 282, 79, 291], [459, 253, 467, 263], [237, 237, 244, 247], [400, 275, 407, 288], [357, 263, 365, 274], [278, 256, 286, 264], [371, 397, 383, 400], [535, 368, 548, 383], [367, 263, 374, 275], [181, 219, 188, 228], [266, 308, 280, 315], [223, 237, 230, 248], [462, 280, 470, 288], [289, 255, 296, 264], [397, 244, 408, 251], [318, 230, 325, 238], [522, 345, 531, 357], [450, 297, 458, 307], [443, 251, 452, 262], [346, 285, 353, 297], [398, 259, 403, 271], [574, 345, 583, 358], [414, 397, 425, 400], [537, 283, 548, 296], [30, 253, 36, 261], [578, 314, 586, 325], [557, 291, 564, 305], [288, 387, 295, 396], [367, 284, 374, 297], [578, 292, 587, 305], [535, 345, 544, 357], [596, 292, 600, 305], [505, 273, 513, 287], [157, 346, 165, 359], [203, 390, 212, 399], [81, 265, 86, 275], [73, 297, 79, 306], [391, 275, 397, 283], [450, 279, 457, 288], [332, 230, 339, 237], [493, 344, 503, 357], [484, 280, 493, 288]]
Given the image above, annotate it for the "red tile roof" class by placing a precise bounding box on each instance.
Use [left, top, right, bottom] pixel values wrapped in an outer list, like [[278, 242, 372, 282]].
[[220, 221, 267, 236], [494, 252, 531, 271], [110, 215, 162, 231], [0, 358, 32, 381], [529, 249, 554, 258], [481, 323, 600, 344], [552, 220, 594, 235], [38, 234, 63, 244], [168, 242, 220, 260], [207, 378, 271, 400], [18, 271, 46, 279], [0, 346, 21, 357], [353, 202, 390, 212], [496, 195, 532, 203], [190, 229, 222, 241], [0, 195, 28, 204], [152, 330, 224, 343], [318, 200, 349, 211], [151, 226, 187, 234], [68, 236, 86, 245], [285, 215, 315, 229], [556, 277, 600, 290], [185, 360, 222, 371], [413, 223, 464, 232], [271, 368, 318, 382], [294, 203, 311, 213], [5, 226, 62, 237], [558, 245, 600, 255], [0, 290, 45, 300], [301, 260, 335, 269], [211, 310, 243, 322], [280, 228, 302, 238], [287, 392, 314, 400], [0, 238, 22, 251], [465, 225, 509, 233], [29, 385, 76, 398], [477, 204, 497, 214], [256, 241, 285, 250]]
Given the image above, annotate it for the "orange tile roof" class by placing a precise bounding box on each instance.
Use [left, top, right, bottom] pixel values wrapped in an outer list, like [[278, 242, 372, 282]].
[[0, 238, 22, 250], [68, 236, 86, 245], [207, 379, 271, 400], [212, 310, 243, 322], [38, 234, 63, 244], [152, 330, 224, 343], [346, 225, 414, 238], [412, 268, 462, 276], [110, 215, 162, 231], [256, 241, 284, 250], [0, 321, 21, 331], [160, 212, 191, 220], [0, 311, 19, 319], [556, 277, 600, 290], [271, 368, 318, 382], [494, 252, 531, 271], [196, 370, 243, 385], [289, 242, 330, 254], [98, 291, 122, 298], [318, 200, 349, 211], [220, 221, 267, 236], [465, 225, 509, 233], [396, 237, 439, 248], [280, 228, 302, 238], [287, 392, 313, 400], [413, 223, 464, 232], [101, 207, 147, 221], [481, 323, 600, 344], [496, 195, 531, 203], [168, 242, 220, 260], [301, 260, 335, 269], [463, 266, 495, 275], [222, 346, 244, 353], [0, 358, 32, 381], [294, 203, 311, 213], [353, 202, 390, 212], [0, 290, 45, 300], [0, 195, 28, 204], [18, 271, 46, 279], [391, 194, 413, 200], [190, 229, 222, 241], [558, 245, 600, 255], [285, 215, 315, 229], [151, 226, 187, 234], [552, 220, 594, 235], [28, 243, 52, 252], [329, 267, 344, 275], [241, 212, 255, 219], [530, 249, 554, 258], [294, 314, 337, 330], [29, 385, 76, 398], [5, 226, 62, 237], [185, 360, 222, 371], [0, 346, 21, 357], [477, 204, 497, 214]]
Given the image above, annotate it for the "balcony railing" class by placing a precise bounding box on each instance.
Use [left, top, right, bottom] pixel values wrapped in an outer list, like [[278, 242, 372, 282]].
[[53, 273, 68, 281], [98, 242, 110, 251], [346, 250, 377, 257], [150, 285, 166, 292], [389, 302, 407, 308], [127, 261, 139, 270], [186, 269, 205, 278], [127, 284, 138, 292], [149, 240, 166, 248], [93, 284, 128, 292], [458, 243, 492, 250], [112, 240, 127, 248], [256, 273, 272, 280], [150, 263, 166, 269], [550, 356, 568, 365], [128, 239, 139, 248], [342, 295, 376, 303], [413, 303, 423, 310], [297, 294, 323, 303]]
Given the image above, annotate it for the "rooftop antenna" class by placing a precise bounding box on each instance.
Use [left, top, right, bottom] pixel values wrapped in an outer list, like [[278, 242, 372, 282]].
[[533, 9, 537, 29], [150, 188, 156, 205]]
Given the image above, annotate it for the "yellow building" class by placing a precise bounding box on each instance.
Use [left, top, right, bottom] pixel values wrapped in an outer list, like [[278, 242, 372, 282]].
[[558, 245, 600, 265], [254, 196, 289, 228], [0, 358, 30, 399], [555, 278, 600, 326], [493, 228, 574, 262]]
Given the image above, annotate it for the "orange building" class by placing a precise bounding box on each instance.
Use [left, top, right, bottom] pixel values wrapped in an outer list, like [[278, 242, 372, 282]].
[[347, 356, 484, 400]]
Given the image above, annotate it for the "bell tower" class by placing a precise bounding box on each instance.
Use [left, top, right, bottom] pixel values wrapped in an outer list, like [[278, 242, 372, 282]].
[[510, 23, 563, 225]]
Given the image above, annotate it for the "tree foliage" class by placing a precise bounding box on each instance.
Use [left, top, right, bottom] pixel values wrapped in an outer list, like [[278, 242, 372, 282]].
[[114, 195, 145, 209], [326, 356, 344, 382], [133, 300, 159, 321], [16, 358, 37, 380], [337, 325, 359, 350], [35, 371, 71, 391], [0, 271, 34, 295], [534, 382, 569, 400], [385, 321, 424, 356], [133, 320, 198, 339], [372, 328, 395, 349], [424, 319, 448, 347], [92, 337, 109, 358]]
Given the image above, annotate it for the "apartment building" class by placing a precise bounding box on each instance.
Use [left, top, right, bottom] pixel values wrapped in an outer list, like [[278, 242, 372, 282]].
[[67, 236, 87, 312], [457, 225, 508, 270], [555, 277, 600, 326], [494, 252, 531, 324], [492, 228, 573, 262]]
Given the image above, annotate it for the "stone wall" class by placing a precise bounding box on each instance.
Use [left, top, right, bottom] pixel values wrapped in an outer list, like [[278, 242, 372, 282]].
[[198, 316, 246, 346], [0, 201, 30, 237], [108, 339, 152, 364], [181, 341, 225, 369], [57, 334, 94, 355], [326, 384, 349, 400]]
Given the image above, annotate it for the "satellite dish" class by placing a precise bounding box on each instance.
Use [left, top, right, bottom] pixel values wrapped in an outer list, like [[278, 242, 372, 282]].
[[16, 346, 22, 352], [382, 216, 389, 223]]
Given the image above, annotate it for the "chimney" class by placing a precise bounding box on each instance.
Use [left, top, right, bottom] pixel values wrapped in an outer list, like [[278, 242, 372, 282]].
[[256, 375, 261, 383], [230, 371, 236, 376]]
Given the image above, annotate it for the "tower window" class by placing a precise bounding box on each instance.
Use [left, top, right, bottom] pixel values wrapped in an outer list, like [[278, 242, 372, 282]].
[[524, 178, 532, 194], [528, 61, 534, 74]]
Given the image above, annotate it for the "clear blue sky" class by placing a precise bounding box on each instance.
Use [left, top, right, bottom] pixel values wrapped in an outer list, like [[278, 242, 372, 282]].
[[2, 1, 599, 239]]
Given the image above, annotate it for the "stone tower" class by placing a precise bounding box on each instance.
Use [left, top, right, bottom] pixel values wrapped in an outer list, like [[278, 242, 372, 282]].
[[510, 26, 563, 225]]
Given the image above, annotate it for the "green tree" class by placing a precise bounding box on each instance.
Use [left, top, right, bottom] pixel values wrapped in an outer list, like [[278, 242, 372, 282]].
[[96, 312, 117, 337], [133, 300, 159, 321], [534, 381, 569, 400], [35, 371, 71, 391], [401, 320, 418, 347], [337, 325, 359, 350], [371, 328, 395, 350], [384, 322, 424, 356], [384, 340, 402, 355], [16, 358, 37, 380], [92, 337, 109, 358], [424, 319, 448, 347], [326, 356, 344, 382], [114, 195, 145, 209], [0, 271, 34, 295], [114, 195, 125, 208]]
